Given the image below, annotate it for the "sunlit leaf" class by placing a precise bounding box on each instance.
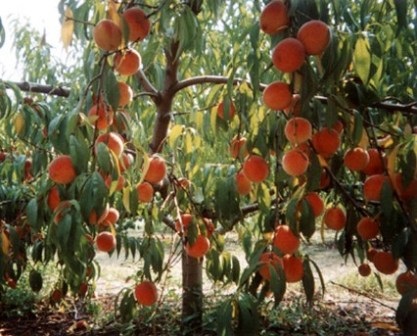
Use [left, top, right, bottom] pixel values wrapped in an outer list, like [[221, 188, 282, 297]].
[[61, 7, 74, 49], [353, 35, 371, 84]]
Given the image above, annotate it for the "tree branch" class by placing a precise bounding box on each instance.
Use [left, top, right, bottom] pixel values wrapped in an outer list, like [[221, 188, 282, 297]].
[[172, 75, 266, 94], [135, 69, 159, 101], [3, 80, 70, 97]]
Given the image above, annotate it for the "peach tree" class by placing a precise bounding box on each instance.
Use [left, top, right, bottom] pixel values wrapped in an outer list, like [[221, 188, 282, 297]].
[[0, 0, 416, 334]]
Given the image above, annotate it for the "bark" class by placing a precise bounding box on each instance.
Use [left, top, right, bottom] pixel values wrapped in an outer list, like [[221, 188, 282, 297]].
[[181, 252, 203, 335]]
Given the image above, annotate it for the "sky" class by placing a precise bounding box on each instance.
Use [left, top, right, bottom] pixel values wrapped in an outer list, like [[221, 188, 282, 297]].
[[0, 0, 62, 81]]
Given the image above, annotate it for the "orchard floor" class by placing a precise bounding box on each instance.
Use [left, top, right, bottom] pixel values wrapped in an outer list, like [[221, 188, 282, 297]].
[[0, 232, 405, 335]]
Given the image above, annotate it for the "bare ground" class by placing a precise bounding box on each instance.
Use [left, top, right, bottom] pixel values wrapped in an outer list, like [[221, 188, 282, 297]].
[[0, 230, 404, 335]]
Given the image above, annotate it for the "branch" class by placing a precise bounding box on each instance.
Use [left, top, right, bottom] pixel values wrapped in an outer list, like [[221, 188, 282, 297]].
[[135, 69, 159, 101], [315, 95, 417, 114], [172, 75, 266, 94], [3, 81, 70, 97]]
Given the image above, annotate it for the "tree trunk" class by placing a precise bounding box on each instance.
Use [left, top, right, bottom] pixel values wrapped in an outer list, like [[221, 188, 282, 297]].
[[181, 250, 203, 335]]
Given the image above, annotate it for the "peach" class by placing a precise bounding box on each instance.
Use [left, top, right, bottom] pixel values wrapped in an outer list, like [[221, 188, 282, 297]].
[[122, 7, 151, 42], [93, 19, 122, 51], [272, 37, 305, 73], [284, 117, 312, 144], [260, 0, 289, 35], [282, 148, 309, 176], [144, 155, 167, 184], [95, 132, 124, 157], [114, 49, 141, 76], [48, 155, 77, 185], [343, 147, 370, 172], [242, 155, 269, 183], [297, 20, 330, 55], [262, 81, 292, 110]]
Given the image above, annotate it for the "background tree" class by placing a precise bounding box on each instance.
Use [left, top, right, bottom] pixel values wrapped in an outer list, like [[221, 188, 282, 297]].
[[0, 0, 417, 334]]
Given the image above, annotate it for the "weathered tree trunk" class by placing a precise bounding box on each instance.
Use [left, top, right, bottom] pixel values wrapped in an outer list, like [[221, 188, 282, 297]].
[[181, 251, 203, 334], [141, 38, 205, 332]]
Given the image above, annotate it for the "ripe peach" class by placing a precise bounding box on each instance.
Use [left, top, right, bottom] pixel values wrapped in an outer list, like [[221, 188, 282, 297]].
[[284, 117, 312, 144], [391, 173, 417, 201], [134, 280, 158, 306], [303, 192, 324, 217], [356, 216, 379, 240], [93, 19, 122, 51], [122, 7, 151, 42], [144, 155, 167, 184], [217, 99, 236, 120], [100, 207, 120, 226], [297, 20, 330, 55], [372, 250, 398, 275], [235, 169, 252, 196], [363, 148, 385, 175], [396, 271, 417, 295], [175, 213, 193, 233], [185, 234, 210, 258], [136, 181, 154, 203], [259, 252, 283, 281], [88, 100, 114, 130], [282, 148, 309, 176], [358, 263, 372, 277], [95, 132, 124, 157], [323, 206, 346, 231], [272, 37, 305, 73], [312, 127, 341, 158], [114, 49, 141, 76], [283, 254, 304, 283], [259, 0, 289, 35], [242, 155, 269, 183], [363, 174, 390, 202], [47, 186, 61, 211], [118, 82, 133, 107], [96, 231, 116, 252], [273, 225, 300, 255], [262, 81, 292, 110], [48, 155, 77, 185], [344, 147, 370, 172]]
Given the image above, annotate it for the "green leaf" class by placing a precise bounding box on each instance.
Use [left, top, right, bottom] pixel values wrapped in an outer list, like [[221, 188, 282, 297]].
[[351, 110, 364, 145], [302, 257, 315, 303], [26, 198, 39, 231], [29, 269, 43, 292], [269, 264, 286, 306], [236, 293, 259, 334], [216, 298, 234, 336], [299, 200, 316, 240], [104, 68, 120, 112], [305, 152, 321, 192], [394, 0, 408, 34], [231, 255, 240, 284], [96, 142, 113, 173], [0, 17, 5, 48], [353, 35, 371, 84], [391, 227, 410, 260]]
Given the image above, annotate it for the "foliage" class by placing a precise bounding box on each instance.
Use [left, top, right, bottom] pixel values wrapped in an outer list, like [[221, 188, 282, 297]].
[[0, 0, 416, 334]]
